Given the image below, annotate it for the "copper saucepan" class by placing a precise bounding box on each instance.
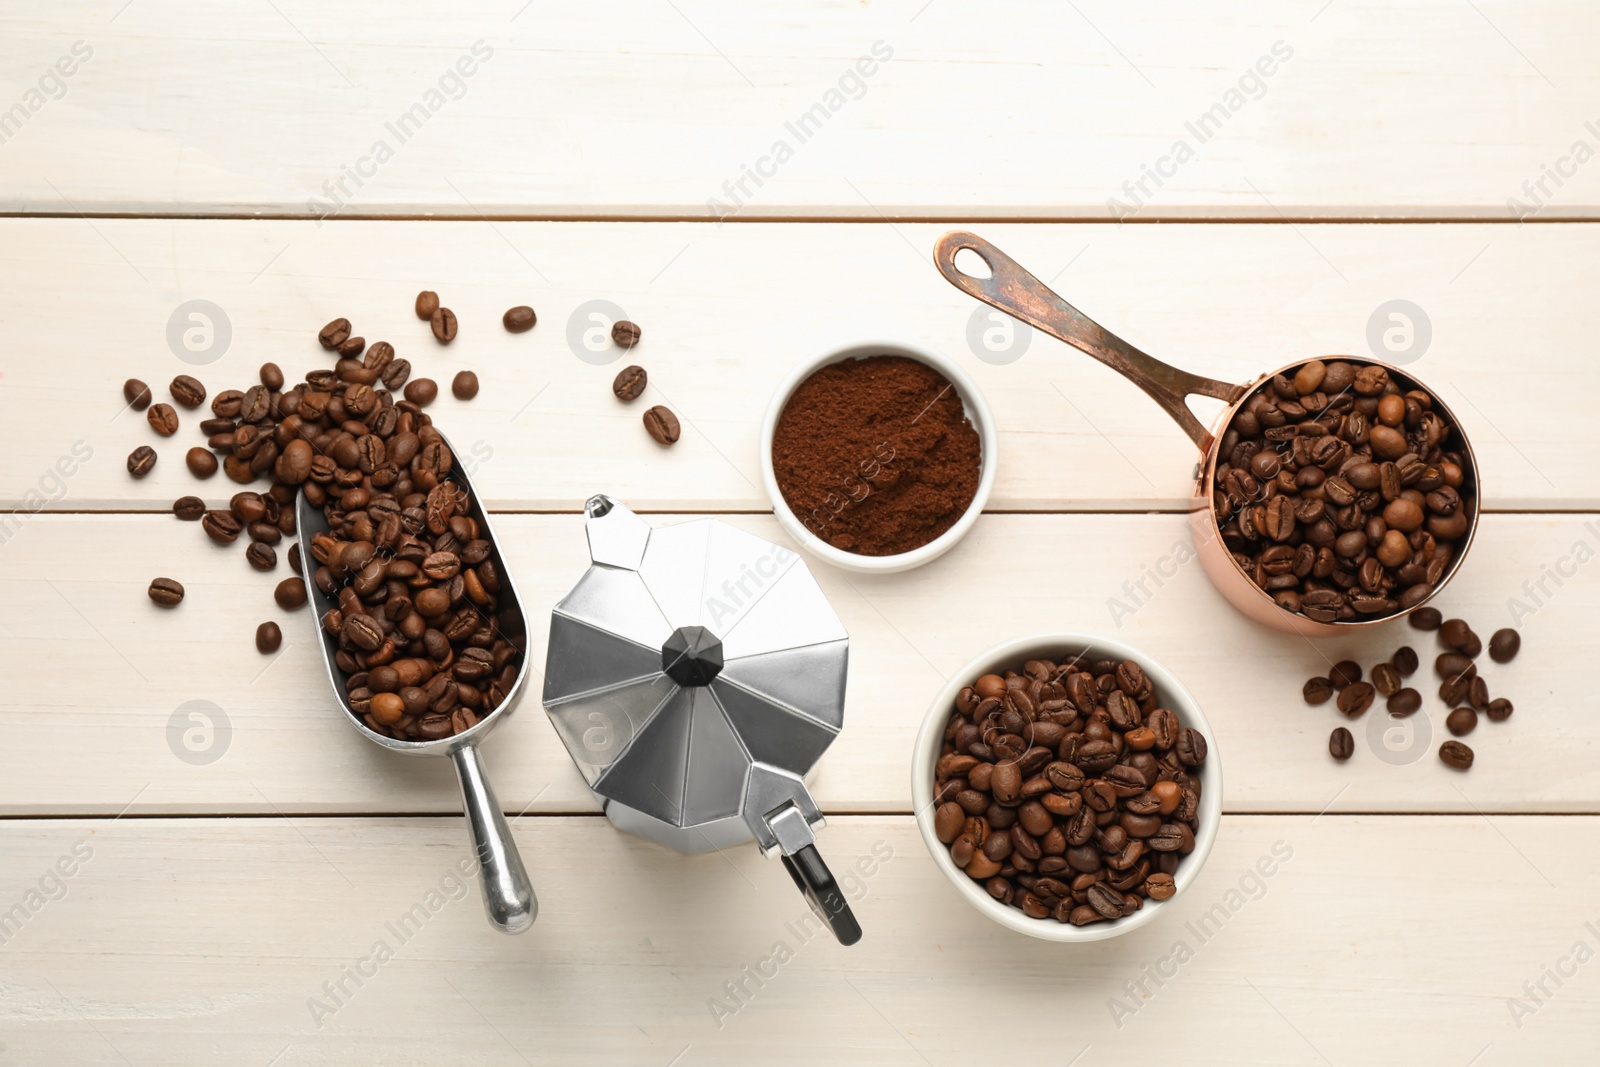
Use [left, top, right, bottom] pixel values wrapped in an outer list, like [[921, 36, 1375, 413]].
[[932, 231, 1479, 637]]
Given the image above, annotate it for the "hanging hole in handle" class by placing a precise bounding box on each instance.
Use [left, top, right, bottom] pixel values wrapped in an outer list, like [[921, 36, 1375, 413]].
[[952, 246, 993, 280]]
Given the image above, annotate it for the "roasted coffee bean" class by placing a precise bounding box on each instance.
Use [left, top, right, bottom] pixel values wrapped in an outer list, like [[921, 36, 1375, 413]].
[[430, 306, 458, 343], [404, 378, 438, 407], [612, 364, 647, 401], [147, 577, 184, 607], [260, 362, 285, 391], [1446, 706, 1477, 736], [415, 291, 439, 320], [643, 405, 680, 446], [1439, 618, 1474, 650], [169, 374, 206, 409], [1439, 674, 1471, 707], [173, 495, 205, 520], [127, 445, 157, 478], [451, 371, 479, 400], [185, 446, 218, 478], [1488, 628, 1520, 663], [1486, 697, 1513, 722], [1145, 872, 1177, 901], [1439, 740, 1474, 770], [611, 320, 641, 347], [502, 305, 536, 332], [1329, 660, 1362, 688], [1329, 726, 1354, 761], [274, 577, 307, 610], [1386, 688, 1421, 717], [246, 541, 277, 571], [1336, 681, 1375, 718], [1469, 675, 1490, 712], [1409, 606, 1443, 630], [123, 378, 152, 410], [318, 317, 351, 350], [255, 621, 282, 654], [147, 403, 179, 436], [1436, 653, 1475, 684], [202, 510, 242, 543], [1370, 662, 1401, 697], [1392, 645, 1419, 675]]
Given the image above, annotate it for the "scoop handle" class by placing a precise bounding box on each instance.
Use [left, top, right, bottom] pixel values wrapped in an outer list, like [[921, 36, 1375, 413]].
[[451, 743, 536, 934], [932, 230, 1246, 454]]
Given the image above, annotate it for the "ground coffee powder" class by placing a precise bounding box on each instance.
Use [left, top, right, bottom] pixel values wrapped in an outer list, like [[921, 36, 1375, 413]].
[[772, 355, 981, 556]]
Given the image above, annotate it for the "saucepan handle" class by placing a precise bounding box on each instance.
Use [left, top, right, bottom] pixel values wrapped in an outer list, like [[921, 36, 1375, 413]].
[[451, 743, 537, 934], [780, 844, 863, 947], [932, 230, 1247, 454]]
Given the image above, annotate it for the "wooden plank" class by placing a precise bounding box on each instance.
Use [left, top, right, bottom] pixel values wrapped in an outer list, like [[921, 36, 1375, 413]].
[[1, 219, 1596, 513], [4, 3, 1600, 219], [0, 815, 1592, 1064], [0, 512, 1588, 816]]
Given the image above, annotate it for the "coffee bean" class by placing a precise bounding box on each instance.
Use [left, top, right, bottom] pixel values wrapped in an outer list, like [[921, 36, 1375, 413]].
[[502, 305, 536, 332], [256, 621, 282, 654], [123, 378, 152, 410], [1436, 653, 1475, 684], [1371, 662, 1401, 697], [1488, 628, 1520, 663], [1329, 660, 1362, 688], [202, 510, 242, 544], [147, 403, 179, 436], [288, 543, 302, 575], [185, 447, 218, 479], [451, 371, 479, 400], [1326, 726, 1354, 761], [343, 613, 383, 651], [1409, 607, 1443, 630], [173, 495, 205, 521], [1439, 618, 1473, 650], [274, 577, 308, 610], [1392, 646, 1419, 675], [380, 358, 411, 390], [415, 291, 439, 320], [147, 577, 184, 607], [1303, 676, 1333, 705], [643, 405, 680, 446], [612, 364, 647, 402], [318, 317, 351, 350], [1386, 688, 1421, 717], [1446, 707, 1477, 736], [1486, 697, 1513, 722], [1336, 682, 1375, 718], [127, 445, 157, 478], [1439, 740, 1474, 770], [1145, 872, 1177, 901], [170, 374, 206, 408], [404, 378, 438, 407], [260, 362, 285, 391], [611, 320, 641, 348], [1469, 675, 1490, 712], [246, 541, 277, 571], [430, 307, 458, 344]]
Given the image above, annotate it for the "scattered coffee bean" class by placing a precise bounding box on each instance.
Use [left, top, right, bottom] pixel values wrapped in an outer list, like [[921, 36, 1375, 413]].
[[173, 495, 205, 520], [502, 305, 536, 332], [1446, 707, 1477, 736], [147, 577, 184, 607], [147, 403, 179, 436], [1486, 697, 1513, 722], [260, 362, 285, 391], [170, 374, 206, 409], [380, 358, 411, 390], [288, 542, 302, 575], [123, 378, 152, 411], [1386, 688, 1421, 717], [1329, 727, 1354, 761], [415, 291, 439, 320], [1439, 740, 1474, 770], [1409, 607, 1443, 630], [1336, 682, 1375, 718], [612, 364, 647, 402], [1329, 661, 1362, 689], [1439, 618, 1472, 649], [1371, 662, 1401, 697], [1488, 628, 1520, 663], [1303, 677, 1333, 705], [127, 445, 157, 478], [451, 371, 479, 400], [274, 577, 307, 610], [643, 405, 681, 446], [1392, 645, 1419, 676], [186, 446, 218, 479], [404, 378, 438, 407], [255, 621, 282, 654], [612, 320, 641, 348], [202, 510, 242, 544], [246, 541, 277, 571], [430, 307, 458, 344], [933, 653, 1207, 926], [318, 317, 352, 350]]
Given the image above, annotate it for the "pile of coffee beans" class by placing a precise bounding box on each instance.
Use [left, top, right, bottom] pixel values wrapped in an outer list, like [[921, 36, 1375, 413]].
[[932, 654, 1208, 926], [1303, 608, 1520, 770], [1211, 359, 1474, 623]]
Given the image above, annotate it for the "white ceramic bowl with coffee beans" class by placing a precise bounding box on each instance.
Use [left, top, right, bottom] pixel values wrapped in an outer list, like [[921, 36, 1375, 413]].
[[760, 340, 997, 574], [912, 632, 1222, 942]]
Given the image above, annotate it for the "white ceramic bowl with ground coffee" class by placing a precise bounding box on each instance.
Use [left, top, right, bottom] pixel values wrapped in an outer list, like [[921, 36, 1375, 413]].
[[760, 340, 997, 573]]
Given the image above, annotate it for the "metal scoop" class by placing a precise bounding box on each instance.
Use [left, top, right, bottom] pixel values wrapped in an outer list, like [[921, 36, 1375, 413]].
[[296, 431, 536, 934]]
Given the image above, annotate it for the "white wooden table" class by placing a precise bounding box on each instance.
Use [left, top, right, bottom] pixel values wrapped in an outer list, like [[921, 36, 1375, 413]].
[[2, 4, 1597, 1063]]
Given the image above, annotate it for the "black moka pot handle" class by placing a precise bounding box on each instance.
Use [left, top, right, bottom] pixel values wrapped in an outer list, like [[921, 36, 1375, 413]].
[[781, 844, 862, 946]]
